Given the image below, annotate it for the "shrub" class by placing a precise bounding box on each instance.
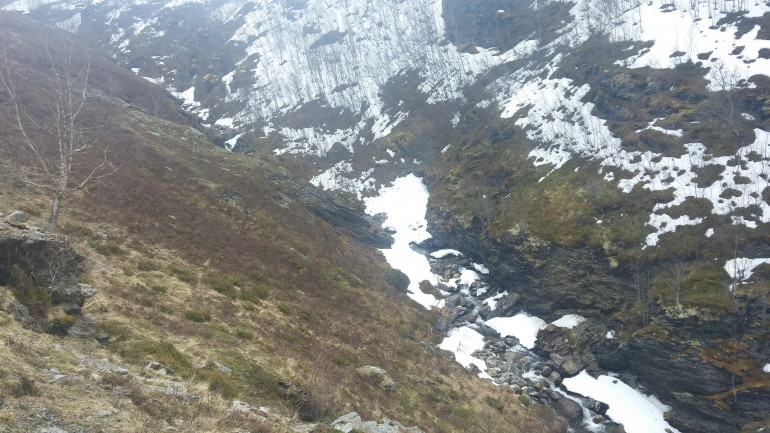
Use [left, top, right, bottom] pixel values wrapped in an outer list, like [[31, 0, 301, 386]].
[[518, 395, 531, 406], [385, 268, 410, 293], [9, 265, 50, 318], [485, 395, 505, 412], [184, 310, 210, 322], [236, 329, 254, 340], [208, 373, 239, 399], [168, 266, 197, 285], [241, 284, 269, 304], [207, 273, 242, 298], [10, 374, 38, 397], [277, 303, 291, 315], [92, 239, 126, 256], [150, 284, 167, 293]]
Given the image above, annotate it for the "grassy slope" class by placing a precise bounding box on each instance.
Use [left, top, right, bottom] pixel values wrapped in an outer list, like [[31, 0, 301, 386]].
[[0, 13, 558, 433]]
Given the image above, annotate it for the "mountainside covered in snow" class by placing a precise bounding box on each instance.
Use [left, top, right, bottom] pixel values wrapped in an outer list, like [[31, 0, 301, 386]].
[[4, 0, 770, 432]]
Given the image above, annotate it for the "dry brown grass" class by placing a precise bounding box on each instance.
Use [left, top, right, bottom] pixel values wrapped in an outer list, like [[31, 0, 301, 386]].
[[0, 13, 559, 433]]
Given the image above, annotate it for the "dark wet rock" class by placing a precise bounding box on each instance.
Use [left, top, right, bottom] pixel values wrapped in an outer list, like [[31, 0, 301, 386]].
[[627, 336, 738, 396], [596, 340, 628, 370], [288, 182, 392, 248]]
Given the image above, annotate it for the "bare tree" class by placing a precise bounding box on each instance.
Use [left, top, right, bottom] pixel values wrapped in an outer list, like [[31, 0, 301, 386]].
[[663, 259, 685, 314], [0, 37, 118, 231]]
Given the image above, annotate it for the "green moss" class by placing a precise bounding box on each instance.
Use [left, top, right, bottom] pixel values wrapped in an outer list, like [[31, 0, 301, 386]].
[[184, 310, 210, 322], [9, 264, 50, 318]]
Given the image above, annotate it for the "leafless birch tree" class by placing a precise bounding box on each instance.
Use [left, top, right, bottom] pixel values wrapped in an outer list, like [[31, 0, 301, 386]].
[[0, 37, 118, 231]]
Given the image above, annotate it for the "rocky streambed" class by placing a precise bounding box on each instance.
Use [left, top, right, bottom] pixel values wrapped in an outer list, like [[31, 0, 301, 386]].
[[426, 252, 661, 433]]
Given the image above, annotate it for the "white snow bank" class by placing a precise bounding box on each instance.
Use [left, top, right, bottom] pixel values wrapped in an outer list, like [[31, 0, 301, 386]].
[[364, 175, 441, 309], [473, 263, 490, 274], [485, 313, 547, 349], [724, 257, 770, 290], [764, 364, 770, 373], [551, 314, 586, 329], [439, 326, 490, 379], [430, 249, 463, 258], [563, 371, 680, 433]]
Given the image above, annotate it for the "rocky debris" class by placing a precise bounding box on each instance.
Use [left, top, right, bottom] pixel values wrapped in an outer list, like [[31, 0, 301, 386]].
[[146, 361, 177, 376], [356, 366, 396, 392], [232, 400, 252, 413], [194, 360, 232, 374], [146, 384, 201, 400], [66, 315, 109, 343], [331, 412, 424, 433], [77, 355, 129, 375]]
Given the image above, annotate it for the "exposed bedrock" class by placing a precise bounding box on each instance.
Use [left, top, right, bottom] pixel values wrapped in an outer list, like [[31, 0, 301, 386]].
[[425, 216, 770, 433]]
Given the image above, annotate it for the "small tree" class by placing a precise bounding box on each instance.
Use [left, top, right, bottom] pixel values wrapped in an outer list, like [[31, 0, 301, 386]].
[[0, 36, 118, 231], [663, 259, 685, 314]]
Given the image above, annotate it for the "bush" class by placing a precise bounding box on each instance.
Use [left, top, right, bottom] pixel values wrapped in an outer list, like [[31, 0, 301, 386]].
[[9, 265, 50, 318], [485, 395, 505, 412], [150, 284, 167, 293], [207, 273, 242, 298], [208, 373, 238, 399], [277, 303, 290, 315], [385, 268, 410, 293], [10, 374, 38, 397], [169, 266, 197, 285], [236, 329, 254, 340], [241, 284, 269, 304], [92, 239, 126, 256], [184, 310, 210, 322]]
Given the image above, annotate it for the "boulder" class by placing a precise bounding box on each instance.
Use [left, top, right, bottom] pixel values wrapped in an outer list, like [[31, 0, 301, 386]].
[[357, 366, 396, 392], [331, 411, 363, 433], [6, 210, 28, 223]]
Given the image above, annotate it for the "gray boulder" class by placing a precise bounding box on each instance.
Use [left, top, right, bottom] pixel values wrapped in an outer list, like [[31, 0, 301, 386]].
[[7, 210, 28, 223], [357, 366, 396, 392]]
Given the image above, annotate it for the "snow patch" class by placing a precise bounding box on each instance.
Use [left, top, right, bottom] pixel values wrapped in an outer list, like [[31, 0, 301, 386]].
[[485, 313, 547, 349], [551, 314, 586, 329], [563, 371, 680, 433]]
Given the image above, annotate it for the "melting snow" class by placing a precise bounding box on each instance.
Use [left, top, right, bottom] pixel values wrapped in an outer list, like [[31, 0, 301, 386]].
[[551, 314, 586, 328], [563, 371, 680, 433], [485, 313, 547, 349], [439, 326, 491, 379], [364, 175, 442, 309], [724, 257, 770, 290], [430, 249, 462, 258]]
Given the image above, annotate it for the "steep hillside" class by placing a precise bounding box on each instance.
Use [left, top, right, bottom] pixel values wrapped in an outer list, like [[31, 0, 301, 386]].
[[3, 0, 770, 432], [0, 14, 561, 433]]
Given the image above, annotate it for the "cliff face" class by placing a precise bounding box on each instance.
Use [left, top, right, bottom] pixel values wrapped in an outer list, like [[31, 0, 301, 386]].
[[425, 210, 770, 432]]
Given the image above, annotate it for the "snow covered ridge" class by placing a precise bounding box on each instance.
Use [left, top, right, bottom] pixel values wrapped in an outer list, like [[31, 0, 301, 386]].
[[3, 0, 512, 157]]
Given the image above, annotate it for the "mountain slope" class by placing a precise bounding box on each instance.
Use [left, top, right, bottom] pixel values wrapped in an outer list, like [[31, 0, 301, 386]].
[[3, 1, 770, 432], [0, 14, 560, 433]]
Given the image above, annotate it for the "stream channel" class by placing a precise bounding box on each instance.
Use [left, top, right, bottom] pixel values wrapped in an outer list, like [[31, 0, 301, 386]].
[[363, 174, 680, 433]]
